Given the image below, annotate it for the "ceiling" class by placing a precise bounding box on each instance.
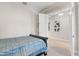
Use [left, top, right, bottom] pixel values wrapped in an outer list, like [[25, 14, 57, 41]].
[[23, 2, 72, 14], [26, 2, 54, 12], [41, 2, 72, 14]]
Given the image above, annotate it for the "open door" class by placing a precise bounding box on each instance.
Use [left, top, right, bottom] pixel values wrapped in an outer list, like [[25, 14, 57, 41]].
[[39, 14, 48, 37]]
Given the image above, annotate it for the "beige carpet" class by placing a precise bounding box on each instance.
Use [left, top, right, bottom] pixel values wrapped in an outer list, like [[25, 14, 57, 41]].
[[43, 37, 71, 56]]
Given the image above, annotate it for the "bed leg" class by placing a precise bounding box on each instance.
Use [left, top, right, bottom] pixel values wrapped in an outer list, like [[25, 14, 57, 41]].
[[44, 52, 47, 56]]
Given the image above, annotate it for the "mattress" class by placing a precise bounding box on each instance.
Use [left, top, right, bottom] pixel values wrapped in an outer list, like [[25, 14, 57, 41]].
[[0, 36, 47, 56]]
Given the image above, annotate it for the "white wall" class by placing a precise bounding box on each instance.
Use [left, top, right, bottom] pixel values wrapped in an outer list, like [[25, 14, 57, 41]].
[[0, 2, 39, 38], [78, 2, 79, 55], [49, 9, 72, 41]]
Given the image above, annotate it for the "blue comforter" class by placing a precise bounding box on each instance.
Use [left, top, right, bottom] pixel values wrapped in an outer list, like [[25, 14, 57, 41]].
[[0, 36, 47, 56]]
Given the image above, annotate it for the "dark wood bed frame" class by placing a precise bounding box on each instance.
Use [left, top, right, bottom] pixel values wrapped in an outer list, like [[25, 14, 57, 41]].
[[29, 34, 48, 56]]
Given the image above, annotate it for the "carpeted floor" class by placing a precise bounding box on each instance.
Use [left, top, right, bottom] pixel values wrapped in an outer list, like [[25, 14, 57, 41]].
[[43, 37, 72, 56]]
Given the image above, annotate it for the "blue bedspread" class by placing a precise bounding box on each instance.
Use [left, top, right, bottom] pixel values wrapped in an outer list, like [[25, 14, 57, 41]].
[[0, 36, 47, 56]]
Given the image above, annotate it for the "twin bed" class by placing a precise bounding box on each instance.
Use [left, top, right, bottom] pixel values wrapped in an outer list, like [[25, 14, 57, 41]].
[[0, 34, 48, 56]]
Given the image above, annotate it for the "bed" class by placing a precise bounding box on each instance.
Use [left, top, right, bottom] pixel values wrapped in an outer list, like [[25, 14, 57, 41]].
[[0, 34, 48, 56]]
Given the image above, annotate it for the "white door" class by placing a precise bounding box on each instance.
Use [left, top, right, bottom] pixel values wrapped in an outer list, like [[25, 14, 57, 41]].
[[39, 14, 48, 37]]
